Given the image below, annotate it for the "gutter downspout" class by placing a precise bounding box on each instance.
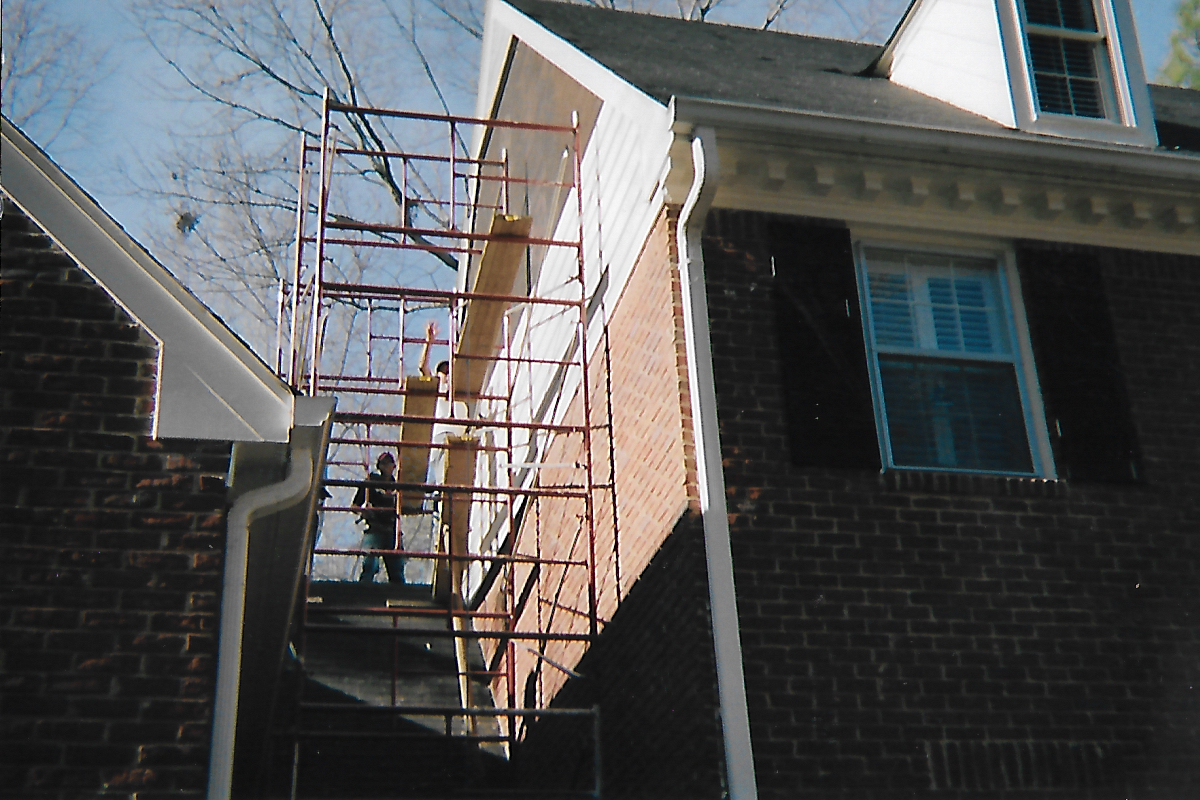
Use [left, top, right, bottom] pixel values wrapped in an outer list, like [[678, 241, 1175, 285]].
[[675, 126, 758, 800], [207, 446, 314, 800]]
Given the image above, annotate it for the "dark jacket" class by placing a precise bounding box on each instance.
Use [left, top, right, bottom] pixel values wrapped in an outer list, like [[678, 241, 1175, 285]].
[[352, 471, 397, 530]]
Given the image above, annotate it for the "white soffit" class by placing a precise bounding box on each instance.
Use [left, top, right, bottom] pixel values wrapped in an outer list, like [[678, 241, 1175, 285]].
[[883, 0, 1017, 127], [2, 117, 294, 443]]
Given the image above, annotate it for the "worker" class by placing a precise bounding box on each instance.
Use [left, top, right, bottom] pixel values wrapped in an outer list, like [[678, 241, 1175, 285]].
[[351, 452, 404, 584]]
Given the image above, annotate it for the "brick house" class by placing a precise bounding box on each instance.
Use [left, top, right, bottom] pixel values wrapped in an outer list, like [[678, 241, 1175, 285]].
[[2, 118, 334, 799], [464, 0, 1200, 798], [4, 0, 1198, 796]]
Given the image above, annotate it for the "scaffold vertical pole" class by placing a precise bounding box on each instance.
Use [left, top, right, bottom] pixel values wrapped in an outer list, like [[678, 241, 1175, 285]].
[[309, 89, 336, 396], [288, 132, 310, 387], [569, 111, 599, 640]]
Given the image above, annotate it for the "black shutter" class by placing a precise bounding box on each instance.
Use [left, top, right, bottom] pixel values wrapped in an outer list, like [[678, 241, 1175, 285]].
[[1017, 245, 1141, 483], [767, 218, 880, 470]]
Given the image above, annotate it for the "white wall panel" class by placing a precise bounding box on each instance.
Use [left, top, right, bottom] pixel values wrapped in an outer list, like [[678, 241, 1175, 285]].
[[889, 0, 1017, 127]]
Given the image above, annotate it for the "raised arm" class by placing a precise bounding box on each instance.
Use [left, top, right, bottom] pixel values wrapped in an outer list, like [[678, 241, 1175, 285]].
[[418, 321, 436, 377]]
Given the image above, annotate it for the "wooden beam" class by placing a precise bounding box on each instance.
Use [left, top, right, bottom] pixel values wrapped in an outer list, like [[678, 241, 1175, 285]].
[[455, 214, 532, 402]]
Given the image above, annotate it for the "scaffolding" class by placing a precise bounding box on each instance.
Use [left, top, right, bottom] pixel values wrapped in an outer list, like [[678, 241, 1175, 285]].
[[272, 91, 610, 796]]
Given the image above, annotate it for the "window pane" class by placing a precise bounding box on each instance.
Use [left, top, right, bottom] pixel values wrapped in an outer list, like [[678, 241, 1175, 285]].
[[1022, 0, 1097, 31], [1068, 78, 1103, 117], [864, 250, 1007, 356], [1024, 0, 1063, 27], [1029, 34, 1065, 73], [1034, 73, 1074, 114], [928, 276, 997, 353], [1059, 0, 1097, 31], [868, 271, 915, 347], [954, 279, 994, 352], [1029, 35, 1105, 118], [879, 359, 1033, 473], [1062, 39, 1097, 77]]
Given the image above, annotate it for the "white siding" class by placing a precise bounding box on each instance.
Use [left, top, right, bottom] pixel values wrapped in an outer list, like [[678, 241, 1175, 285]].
[[889, 0, 1017, 128]]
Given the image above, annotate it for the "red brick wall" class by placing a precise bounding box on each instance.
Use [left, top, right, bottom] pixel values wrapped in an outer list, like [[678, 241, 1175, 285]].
[[480, 206, 723, 795], [1, 200, 232, 799], [702, 209, 1200, 799], [480, 205, 697, 704]]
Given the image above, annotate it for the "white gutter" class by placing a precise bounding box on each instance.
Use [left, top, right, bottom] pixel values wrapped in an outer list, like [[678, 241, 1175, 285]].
[[675, 127, 758, 800], [207, 447, 315, 800]]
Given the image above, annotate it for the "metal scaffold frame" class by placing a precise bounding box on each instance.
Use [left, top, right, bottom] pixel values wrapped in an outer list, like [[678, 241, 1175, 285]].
[[272, 90, 612, 796]]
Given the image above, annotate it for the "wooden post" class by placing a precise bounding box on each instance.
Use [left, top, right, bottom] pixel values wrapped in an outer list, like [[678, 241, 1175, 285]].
[[398, 374, 439, 513], [437, 435, 479, 723]]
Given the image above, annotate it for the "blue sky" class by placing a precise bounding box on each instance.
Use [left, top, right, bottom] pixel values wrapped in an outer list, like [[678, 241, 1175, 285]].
[[25, 0, 1185, 250]]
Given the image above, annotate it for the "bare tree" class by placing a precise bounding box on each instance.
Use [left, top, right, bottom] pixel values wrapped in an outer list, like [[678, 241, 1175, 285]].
[[763, 0, 908, 42], [129, 0, 905, 357], [677, 0, 729, 21], [763, 0, 794, 30], [1, 0, 111, 151], [127, 0, 482, 352]]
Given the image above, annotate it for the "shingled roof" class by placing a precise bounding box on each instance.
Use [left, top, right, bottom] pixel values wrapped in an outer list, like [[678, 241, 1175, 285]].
[[506, 0, 1199, 152]]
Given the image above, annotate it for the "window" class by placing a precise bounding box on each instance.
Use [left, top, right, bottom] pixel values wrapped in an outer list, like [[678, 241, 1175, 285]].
[[991, 0, 1158, 145], [756, 213, 1136, 481], [1017, 0, 1115, 119], [858, 245, 1046, 475]]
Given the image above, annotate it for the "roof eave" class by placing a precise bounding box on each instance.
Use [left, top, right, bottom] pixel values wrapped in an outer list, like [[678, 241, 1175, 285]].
[[671, 95, 1200, 185]]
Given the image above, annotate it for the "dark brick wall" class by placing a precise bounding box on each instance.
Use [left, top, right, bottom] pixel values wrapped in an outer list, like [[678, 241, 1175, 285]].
[[702, 210, 1200, 799], [1, 200, 232, 799], [517, 514, 726, 798]]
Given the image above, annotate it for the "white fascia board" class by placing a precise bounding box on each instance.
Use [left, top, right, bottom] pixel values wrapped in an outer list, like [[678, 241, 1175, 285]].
[[2, 117, 294, 443], [471, 0, 680, 311], [1106, 0, 1156, 134], [475, 0, 519, 122], [670, 96, 1200, 186]]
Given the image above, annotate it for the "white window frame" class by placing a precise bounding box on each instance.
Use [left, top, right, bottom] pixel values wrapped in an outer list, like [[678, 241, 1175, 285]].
[[996, 0, 1158, 147], [854, 236, 1056, 478]]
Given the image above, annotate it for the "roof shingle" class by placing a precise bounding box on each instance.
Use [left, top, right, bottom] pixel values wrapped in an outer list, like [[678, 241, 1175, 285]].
[[507, 0, 1199, 151]]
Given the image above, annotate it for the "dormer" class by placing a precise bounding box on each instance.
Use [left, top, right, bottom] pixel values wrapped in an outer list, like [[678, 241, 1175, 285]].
[[876, 0, 1159, 147]]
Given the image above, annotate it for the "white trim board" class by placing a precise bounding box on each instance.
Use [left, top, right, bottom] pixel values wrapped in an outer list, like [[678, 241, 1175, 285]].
[[2, 116, 294, 443]]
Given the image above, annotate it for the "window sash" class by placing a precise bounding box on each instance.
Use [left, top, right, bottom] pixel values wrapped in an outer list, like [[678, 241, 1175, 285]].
[[1028, 35, 1107, 117], [863, 249, 1014, 360], [1018, 0, 1116, 120], [859, 245, 1041, 476], [877, 358, 1034, 473], [1023, 0, 1098, 31]]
